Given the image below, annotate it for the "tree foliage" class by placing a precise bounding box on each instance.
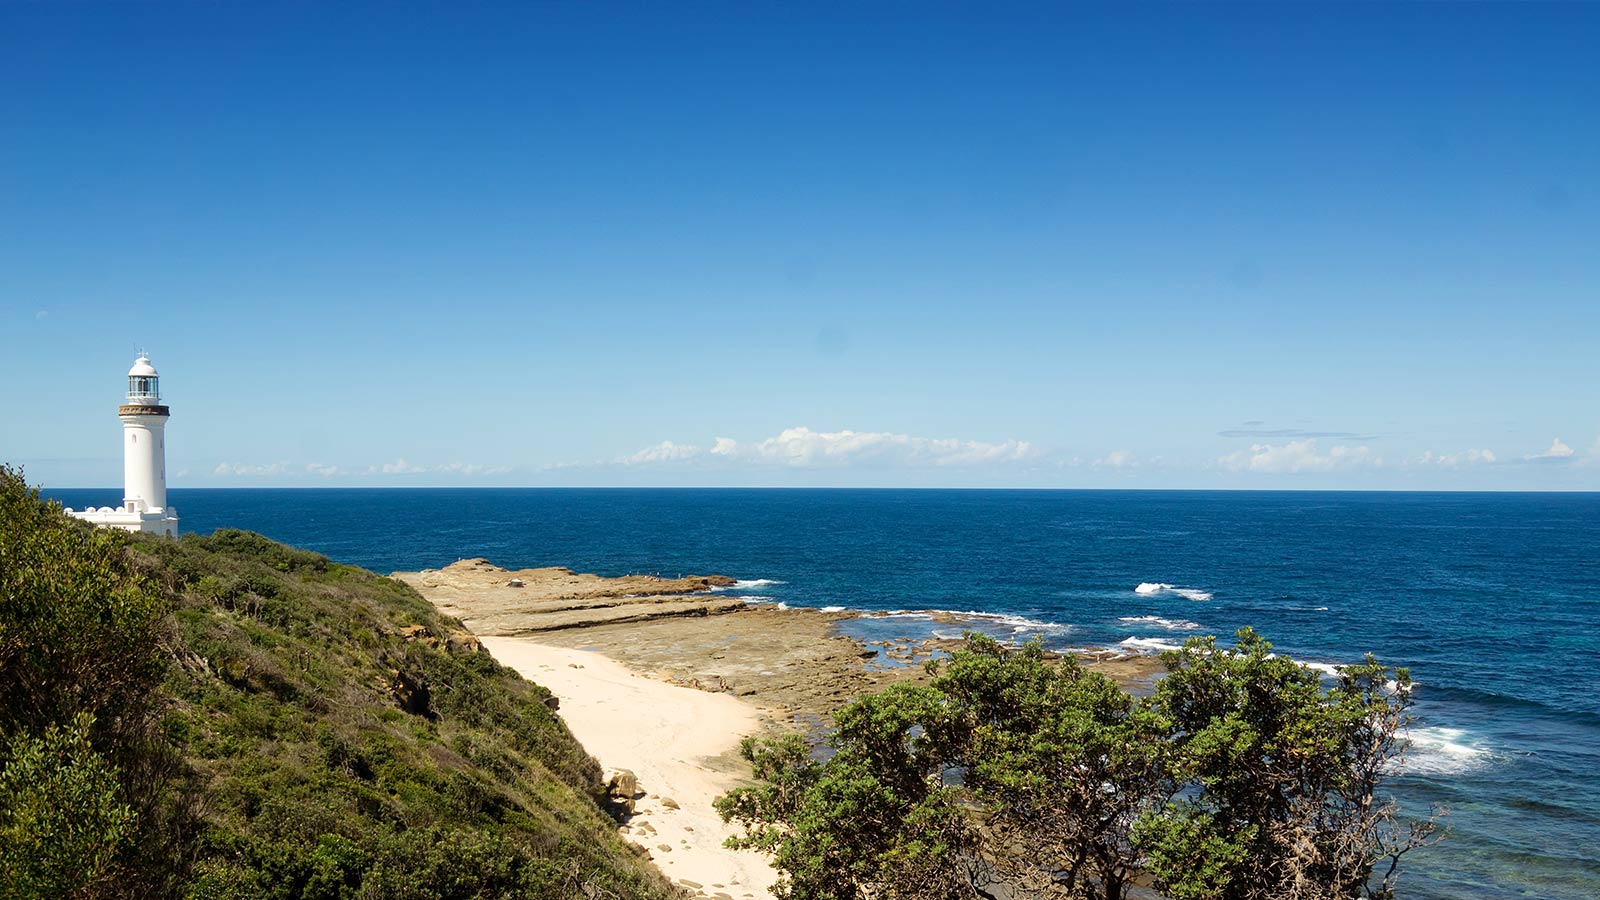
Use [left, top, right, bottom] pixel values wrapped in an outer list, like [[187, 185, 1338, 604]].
[[0, 464, 182, 899], [0, 713, 137, 900], [720, 630, 1437, 900], [717, 686, 981, 900], [1138, 628, 1439, 900], [938, 637, 1171, 899], [0, 465, 170, 745]]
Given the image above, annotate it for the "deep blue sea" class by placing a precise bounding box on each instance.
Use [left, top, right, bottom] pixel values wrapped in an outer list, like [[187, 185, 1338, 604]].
[[46, 487, 1600, 899]]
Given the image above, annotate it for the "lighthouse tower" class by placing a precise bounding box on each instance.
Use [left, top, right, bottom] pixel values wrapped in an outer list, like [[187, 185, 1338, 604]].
[[66, 354, 180, 536], [121, 354, 170, 515]]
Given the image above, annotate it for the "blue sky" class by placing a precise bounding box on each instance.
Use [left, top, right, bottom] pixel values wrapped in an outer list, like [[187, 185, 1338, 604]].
[[4, 2, 1597, 489]]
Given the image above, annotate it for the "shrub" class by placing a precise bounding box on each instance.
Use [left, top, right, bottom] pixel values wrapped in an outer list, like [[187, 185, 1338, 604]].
[[0, 714, 137, 899], [721, 631, 1438, 900]]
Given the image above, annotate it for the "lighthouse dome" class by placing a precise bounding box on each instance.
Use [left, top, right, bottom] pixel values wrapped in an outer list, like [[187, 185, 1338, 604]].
[[129, 355, 159, 378]]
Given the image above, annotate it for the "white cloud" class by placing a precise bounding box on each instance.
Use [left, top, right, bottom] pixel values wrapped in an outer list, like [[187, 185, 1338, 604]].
[[1217, 439, 1379, 474], [378, 458, 426, 474], [212, 461, 289, 477], [1526, 438, 1575, 460], [35, 310, 48, 321], [537, 459, 589, 472], [1414, 449, 1496, 468], [709, 426, 1035, 468], [216, 458, 507, 478], [622, 440, 701, 465], [370, 459, 509, 476], [435, 462, 512, 476], [1093, 450, 1138, 469]]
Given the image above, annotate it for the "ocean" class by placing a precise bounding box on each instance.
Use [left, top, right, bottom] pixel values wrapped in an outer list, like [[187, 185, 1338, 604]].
[[45, 487, 1600, 898]]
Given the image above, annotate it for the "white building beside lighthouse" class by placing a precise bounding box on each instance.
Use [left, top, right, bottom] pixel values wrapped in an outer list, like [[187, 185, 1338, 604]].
[[66, 354, 180, 536]]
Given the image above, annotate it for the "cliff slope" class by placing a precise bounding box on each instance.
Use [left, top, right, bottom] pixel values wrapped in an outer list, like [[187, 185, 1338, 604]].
[[0, 466, 678, 900]]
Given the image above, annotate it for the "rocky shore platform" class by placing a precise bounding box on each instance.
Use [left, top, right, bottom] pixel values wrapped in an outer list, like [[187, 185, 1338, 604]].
[[391, 559, 1170, 900], [394, 558, 1165, 731]]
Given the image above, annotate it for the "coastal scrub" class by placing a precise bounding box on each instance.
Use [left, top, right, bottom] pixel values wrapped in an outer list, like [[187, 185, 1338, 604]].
[[0, 465, 679, 900], [718, 631, 1438, 900]]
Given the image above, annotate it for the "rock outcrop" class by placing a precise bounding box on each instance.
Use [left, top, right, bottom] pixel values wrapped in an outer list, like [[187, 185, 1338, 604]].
[[392, 559, 744, 636], [603, 767, 641, 815]]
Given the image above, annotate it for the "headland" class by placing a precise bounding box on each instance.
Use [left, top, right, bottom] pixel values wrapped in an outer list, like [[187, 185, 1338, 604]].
[[392, 558, 1168, 900]]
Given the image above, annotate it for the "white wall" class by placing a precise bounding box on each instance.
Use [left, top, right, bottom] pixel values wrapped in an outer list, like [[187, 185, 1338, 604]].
[[122, 413, 167, 511]]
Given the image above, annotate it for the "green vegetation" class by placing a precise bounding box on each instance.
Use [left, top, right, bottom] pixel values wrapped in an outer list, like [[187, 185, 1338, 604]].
[[0, 466, 676, 900], [2, 465, 181, 899], [1136, 630, 1436, 900], [0, 713, 138, 899], [718, 632, 1439, 900]]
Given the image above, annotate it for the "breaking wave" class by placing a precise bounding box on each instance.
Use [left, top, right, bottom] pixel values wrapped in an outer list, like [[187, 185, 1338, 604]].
[[1400, 726, 1494, 776], [954, 610, 1071, 634], [1118, 636, 1184, 653], [712, 578, 788, 592], [1134, 582, 1214, 601], [877, 609, 1070, 634], [1118, 615, 1203, 631]]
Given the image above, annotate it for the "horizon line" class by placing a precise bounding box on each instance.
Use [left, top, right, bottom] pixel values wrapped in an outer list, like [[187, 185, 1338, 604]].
[[40, 485, 1600, 495]]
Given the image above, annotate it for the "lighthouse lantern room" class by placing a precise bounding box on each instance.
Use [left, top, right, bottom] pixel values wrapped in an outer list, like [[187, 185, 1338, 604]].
[[66, 354, 180, 536]]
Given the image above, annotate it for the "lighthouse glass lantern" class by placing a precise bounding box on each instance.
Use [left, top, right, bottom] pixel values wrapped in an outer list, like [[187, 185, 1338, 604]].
[[128, 370, 160, 404]]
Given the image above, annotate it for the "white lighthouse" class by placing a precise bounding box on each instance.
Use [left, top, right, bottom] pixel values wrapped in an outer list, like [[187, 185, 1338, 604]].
[[66, 354, 180, 536]]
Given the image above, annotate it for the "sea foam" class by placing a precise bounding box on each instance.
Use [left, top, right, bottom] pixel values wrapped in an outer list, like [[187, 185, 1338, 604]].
[[1118, 636, 1184, 653], [1118, 615, 1203, 631], [879, 609, 1069, 633], [712, 578, 788, 592], [1400, 726, 1493, 776], [950, 610, 1070, 633], [1134, 582, 1214, 601], [1278, 658, 1410, 694]]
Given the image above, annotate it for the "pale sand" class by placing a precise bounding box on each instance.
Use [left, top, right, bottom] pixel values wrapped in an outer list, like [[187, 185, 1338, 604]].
[[478, 636, 777, 900]]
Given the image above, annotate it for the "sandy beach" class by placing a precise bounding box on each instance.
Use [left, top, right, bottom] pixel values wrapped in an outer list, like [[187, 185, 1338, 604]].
[[394, 558, 934, 899], [478, 636, 775, 900], [394, 559, 1167, 898]]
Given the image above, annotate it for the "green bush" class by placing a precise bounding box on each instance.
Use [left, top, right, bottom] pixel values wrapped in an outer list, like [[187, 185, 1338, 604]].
[[0, 465, 185, 899], [720, 631, 1438, 900], [0, 465, 677, 900], [0, 714, 137, 899]]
